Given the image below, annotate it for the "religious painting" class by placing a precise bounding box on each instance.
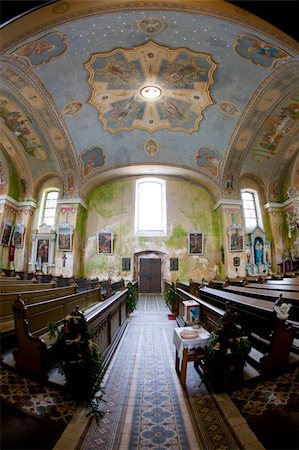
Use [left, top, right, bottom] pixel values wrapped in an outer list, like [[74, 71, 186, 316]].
[[86, 41, 217, 133], [12, 223, 25, 248], [196, 146, 222, 177], [98, 231, 113, 255], [170, 258, 179, 271], [57, 224, 72, 252], [229, 226, 244, 252], [13, 32, 68, 65], [36, 238, 50, 263], [122, 258, 131, 271], [1, 222, 13, 246], [188, 231, 204, 255], [234, 34, 290, 68], [80, 146, 105, 177]]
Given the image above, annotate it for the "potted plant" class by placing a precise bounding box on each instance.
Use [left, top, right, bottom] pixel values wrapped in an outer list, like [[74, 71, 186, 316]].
[[48, 307, 106, 422], [164, 282, 178, 314], [126, 282, 138, 313]]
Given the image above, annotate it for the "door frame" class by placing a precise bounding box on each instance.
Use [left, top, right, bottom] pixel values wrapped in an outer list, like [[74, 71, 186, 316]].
[[134, 250, 166, 293]]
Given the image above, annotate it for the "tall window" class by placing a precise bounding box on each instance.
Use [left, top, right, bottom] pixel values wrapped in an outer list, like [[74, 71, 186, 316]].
[[40, 190, 59, 227], [241, 190, 263, 231], [135, 178, 167, 236]]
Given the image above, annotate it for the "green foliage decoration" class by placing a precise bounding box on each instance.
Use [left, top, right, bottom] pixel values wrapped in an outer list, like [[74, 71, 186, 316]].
[[164, 282, 178, 309], [127, 282, 138, 313], [204, 302, 252, 391], [48, 308, 106, 423]]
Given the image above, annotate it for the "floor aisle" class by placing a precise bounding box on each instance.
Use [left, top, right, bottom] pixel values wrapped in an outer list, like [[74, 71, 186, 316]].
[[76, 294, 248, 450]]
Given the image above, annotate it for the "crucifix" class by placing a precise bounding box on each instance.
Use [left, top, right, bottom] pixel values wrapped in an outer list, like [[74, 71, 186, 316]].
[[62, 252, 67, 267]]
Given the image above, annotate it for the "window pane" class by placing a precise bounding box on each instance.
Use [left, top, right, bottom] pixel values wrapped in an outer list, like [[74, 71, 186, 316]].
[[135, 179, 166, 235]]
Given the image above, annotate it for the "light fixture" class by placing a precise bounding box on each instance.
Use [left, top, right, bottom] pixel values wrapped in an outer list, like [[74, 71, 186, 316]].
[[140, 85, 162, 100]]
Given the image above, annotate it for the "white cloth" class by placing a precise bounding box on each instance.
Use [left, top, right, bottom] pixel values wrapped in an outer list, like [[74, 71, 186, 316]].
[[173, 326, 211, 360]]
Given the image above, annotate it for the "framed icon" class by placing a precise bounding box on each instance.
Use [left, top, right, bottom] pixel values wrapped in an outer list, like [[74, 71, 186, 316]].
[[122, 257, 131, 271], [98, 231, 113, 254], [1, 222, 13, 246], [12, 223, 25, 248], [229, 226, 244, 252], [57, 223, 72, 252], [170, 258, 179, 271], [188, 231, 204, 255]]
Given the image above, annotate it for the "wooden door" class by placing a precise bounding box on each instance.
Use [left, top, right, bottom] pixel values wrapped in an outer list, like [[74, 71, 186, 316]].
[[139, 259, 161, 293]]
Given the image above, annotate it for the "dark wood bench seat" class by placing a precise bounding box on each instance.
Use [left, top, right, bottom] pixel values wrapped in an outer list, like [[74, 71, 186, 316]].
[[12, 286, 103, 377], [0, 284, 78, 336], [168, 281, 298, 378], [0, 281, 57, 293]]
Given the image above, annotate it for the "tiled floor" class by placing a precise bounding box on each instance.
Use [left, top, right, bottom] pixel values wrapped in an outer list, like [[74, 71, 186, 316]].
[[62, 294, 259, 450], [2, 294, 298, 450]]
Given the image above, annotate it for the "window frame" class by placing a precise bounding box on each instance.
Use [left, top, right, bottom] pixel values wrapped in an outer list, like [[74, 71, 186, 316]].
[[39, 189, 59, 228], [241, 189, 263, 232], [134, 177, 167, 237]]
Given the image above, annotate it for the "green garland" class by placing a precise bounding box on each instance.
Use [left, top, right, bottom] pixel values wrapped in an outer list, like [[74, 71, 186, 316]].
[[204, 303, 252, 391], [48, 308, 106, 423]]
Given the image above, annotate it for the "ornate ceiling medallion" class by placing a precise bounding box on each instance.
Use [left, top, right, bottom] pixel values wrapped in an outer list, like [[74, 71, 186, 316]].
[[86, 41, 217, 133]]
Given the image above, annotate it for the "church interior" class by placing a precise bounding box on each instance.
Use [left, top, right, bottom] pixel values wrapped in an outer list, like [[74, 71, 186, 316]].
[[0, 1, 299, 449]]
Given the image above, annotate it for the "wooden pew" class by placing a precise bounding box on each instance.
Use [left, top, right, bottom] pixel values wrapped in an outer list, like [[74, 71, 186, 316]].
[[171, 281, 297, 376], [0, 283, 78, 336], [247, 283, 299, 292], [0, 280, 57, 293], [12, 286, 103, 378]]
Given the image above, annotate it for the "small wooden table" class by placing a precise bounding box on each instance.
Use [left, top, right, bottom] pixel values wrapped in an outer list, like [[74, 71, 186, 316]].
[[173, 326, 210, 385]]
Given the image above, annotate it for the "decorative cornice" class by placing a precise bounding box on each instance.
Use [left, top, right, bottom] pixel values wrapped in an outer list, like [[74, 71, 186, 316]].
[[57, 198, 88, 210], [0, 195, 36, 209], [213, 198, 243, 210], [264, 196, 299, 210]]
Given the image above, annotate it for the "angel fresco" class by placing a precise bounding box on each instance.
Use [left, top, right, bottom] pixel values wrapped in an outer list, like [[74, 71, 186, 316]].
[[13, 32, 68, 65], [234, 34, 289, 68]]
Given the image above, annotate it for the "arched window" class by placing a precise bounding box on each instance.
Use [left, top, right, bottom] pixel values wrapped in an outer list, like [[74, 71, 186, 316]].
[[39, 190, 59, 227], [135, 178, 167, 236], [241, 190, 263, 231]]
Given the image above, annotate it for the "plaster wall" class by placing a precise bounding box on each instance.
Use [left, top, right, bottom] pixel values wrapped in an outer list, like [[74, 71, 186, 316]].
[[83, 176, 221, 282]]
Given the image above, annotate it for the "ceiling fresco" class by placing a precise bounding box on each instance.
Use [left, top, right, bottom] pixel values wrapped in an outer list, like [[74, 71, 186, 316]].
[[0, 0, 298, 201], [86, 41, 217, 133]]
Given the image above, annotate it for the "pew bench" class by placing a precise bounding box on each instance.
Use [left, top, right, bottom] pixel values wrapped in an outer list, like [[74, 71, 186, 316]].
[[0, 284, 78, 337], [12, 287, 103, 378], [0, 280, 57, 293], [173, 283, 297, 378]]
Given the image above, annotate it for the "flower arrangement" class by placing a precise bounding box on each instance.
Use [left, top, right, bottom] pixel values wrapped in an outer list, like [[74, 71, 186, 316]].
[[48, 307, 106, 422], [204, 302, 252, 391]]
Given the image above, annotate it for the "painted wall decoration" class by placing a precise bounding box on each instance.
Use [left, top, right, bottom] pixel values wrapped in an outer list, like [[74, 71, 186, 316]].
[[57, 223, 73, 252], [223, 173, 236, 196], [62, 101, 84, 116], [98, 231, 113, 255], [234, 34, 290, 68], [12, 32, 68, 65], [80, 146, 105, 177], [188, 231, 204, 255], [196, 146, 221, 177], [144, 138, 160, 155], [218, 101, 240, 117], [86, 41, 217, 133], [136, 17, 167, 34], [122, 257, 131, 271], [12, 223, 25, 248], [253, 96, 299, 161], [0, 96, 48, 160], [229, 226, 244, 252], [170, 258, 179, 271]]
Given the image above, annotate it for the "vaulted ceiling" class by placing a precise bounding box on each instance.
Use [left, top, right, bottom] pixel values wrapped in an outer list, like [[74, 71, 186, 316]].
[[0, 0, 298, 204]]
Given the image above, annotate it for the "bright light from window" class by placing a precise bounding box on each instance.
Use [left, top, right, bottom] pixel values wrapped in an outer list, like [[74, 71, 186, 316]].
[[41, 190, 59, 227], [135, 178, 166, 236], [241, 190, 261, 230]]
